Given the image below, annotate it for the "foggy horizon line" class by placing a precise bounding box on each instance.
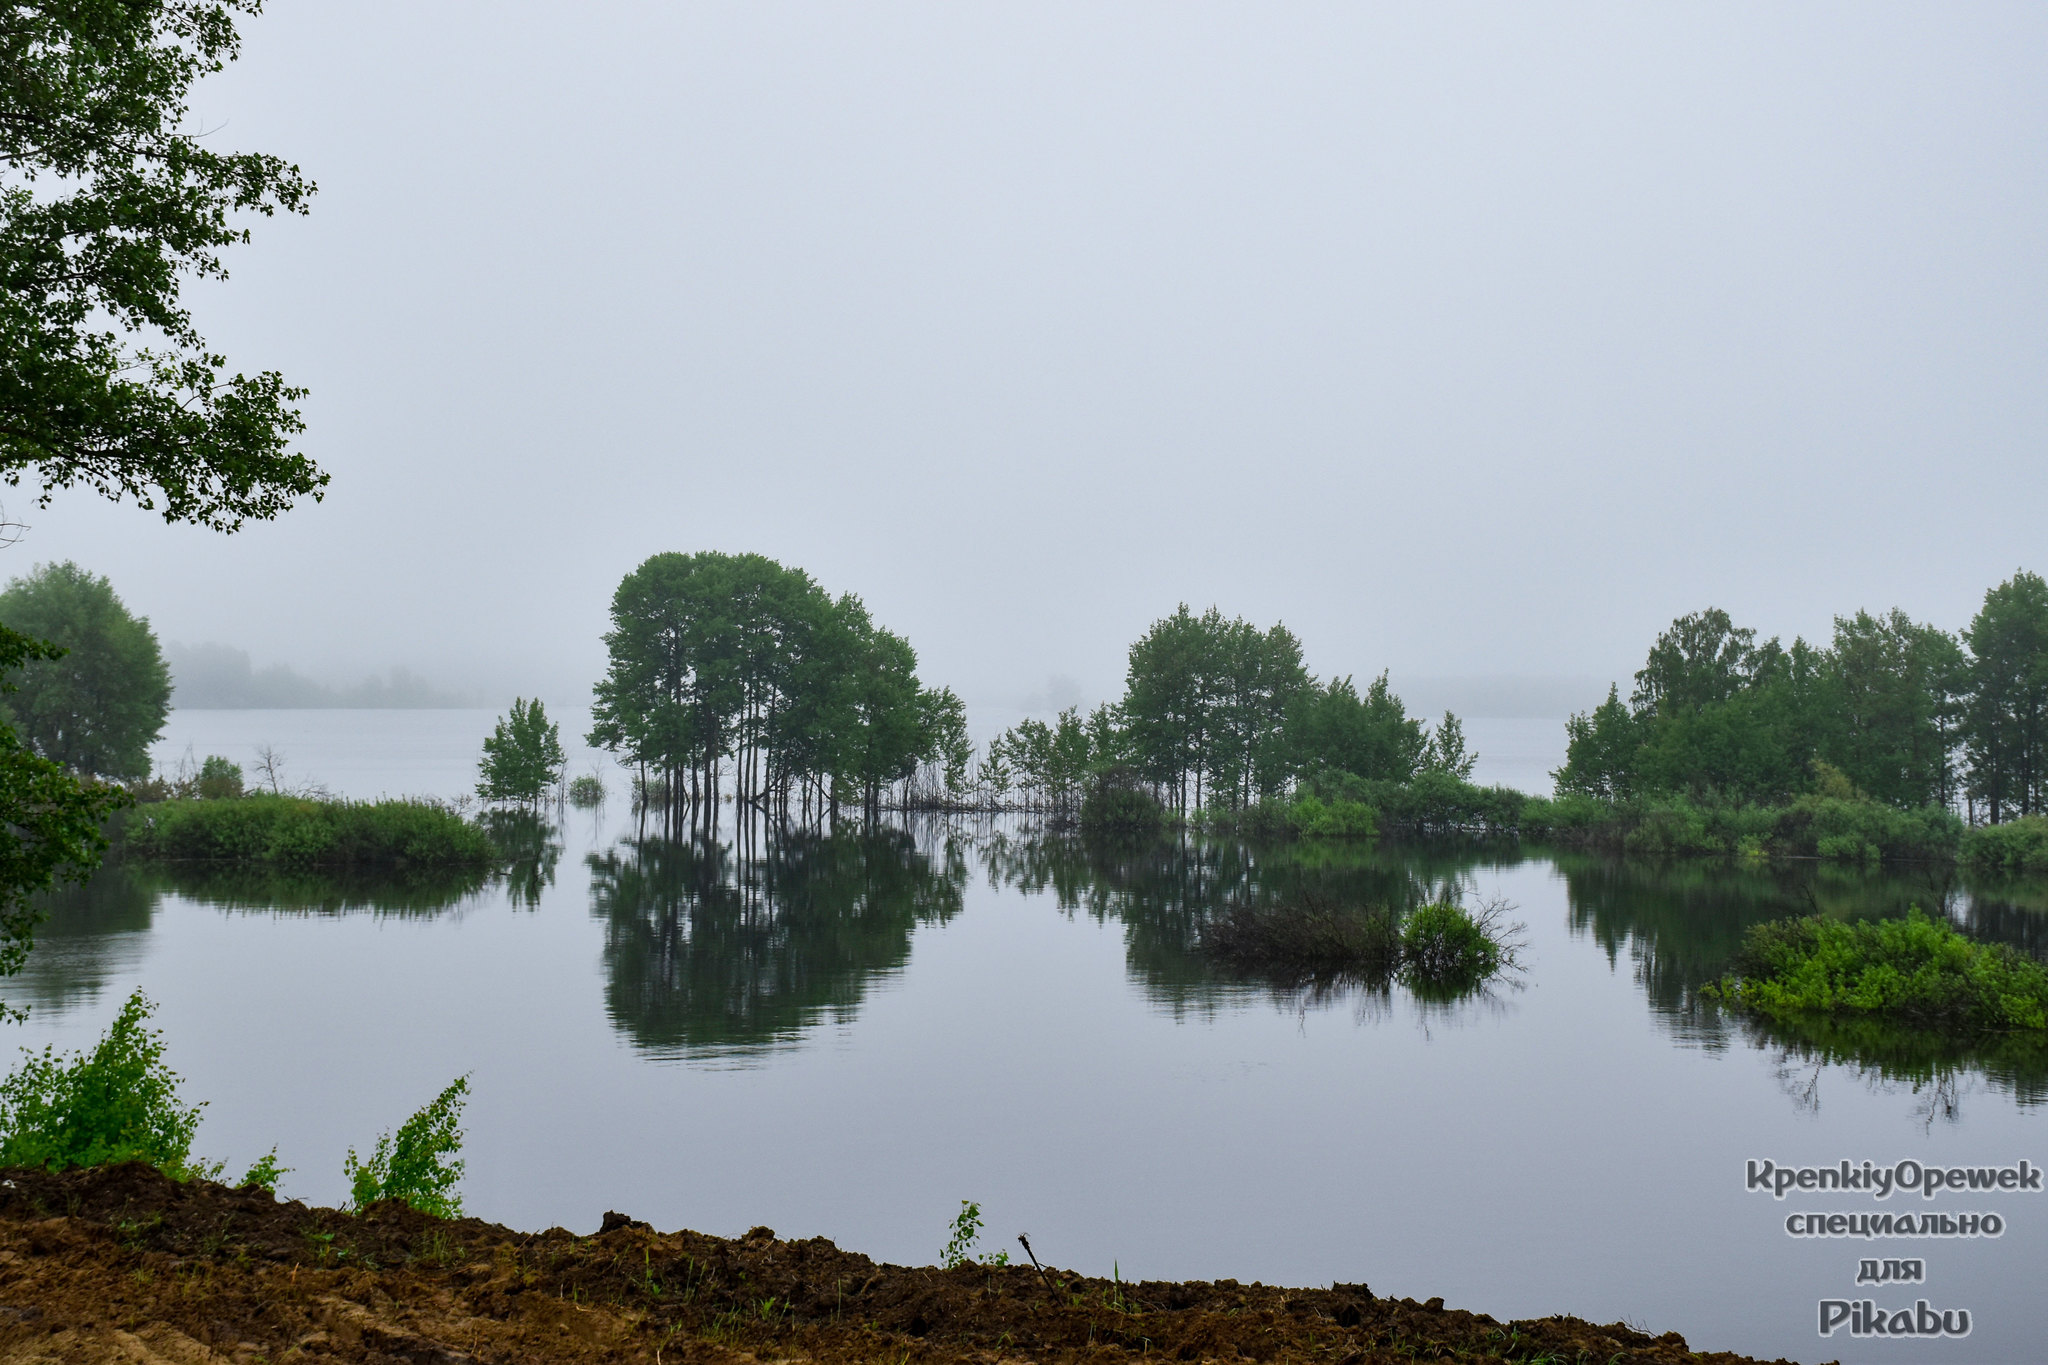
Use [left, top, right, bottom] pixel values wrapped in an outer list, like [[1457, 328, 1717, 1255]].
[[163, 638, 1604, 720]]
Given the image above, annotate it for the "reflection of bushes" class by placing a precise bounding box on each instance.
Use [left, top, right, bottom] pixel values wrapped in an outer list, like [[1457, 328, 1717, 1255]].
[[1731, 1007, 2048, 1111], [478, 810, 561, 909], [1198, 896, 1517, 1000], [140, 861, 494, 918], [974, 828, 1507, 1014], [1556, 852, 1964, 1019], [1201, 899, 1400, 981]]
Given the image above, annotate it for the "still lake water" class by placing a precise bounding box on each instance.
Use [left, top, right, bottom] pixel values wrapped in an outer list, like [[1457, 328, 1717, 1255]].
[[13, 710, 2048, 1363]]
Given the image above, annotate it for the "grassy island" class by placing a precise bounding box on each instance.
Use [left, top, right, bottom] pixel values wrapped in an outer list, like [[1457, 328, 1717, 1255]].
[[116, 794, 496, 869], [1707, 911, 2048, 1033]]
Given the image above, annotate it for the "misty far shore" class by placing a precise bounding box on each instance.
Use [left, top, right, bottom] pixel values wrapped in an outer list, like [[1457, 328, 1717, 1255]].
[[165, 642, 481, 710]]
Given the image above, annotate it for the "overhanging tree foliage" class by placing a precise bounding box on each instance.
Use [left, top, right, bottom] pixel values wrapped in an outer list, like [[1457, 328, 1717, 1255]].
[[1, 0, 324, 530], [0, 1, 314, 1009]]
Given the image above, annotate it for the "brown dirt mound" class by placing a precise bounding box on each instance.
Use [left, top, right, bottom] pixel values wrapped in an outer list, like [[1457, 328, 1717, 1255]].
[[0, 1164, 1813, 1365]]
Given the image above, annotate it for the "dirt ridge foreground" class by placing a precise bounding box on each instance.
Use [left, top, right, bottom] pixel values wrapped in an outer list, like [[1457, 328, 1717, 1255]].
[[0, 1164, 1808, 1365]]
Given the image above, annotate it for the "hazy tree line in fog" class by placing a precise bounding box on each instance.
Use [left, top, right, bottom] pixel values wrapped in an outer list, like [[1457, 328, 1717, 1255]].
[[165, 643, 480, 709]]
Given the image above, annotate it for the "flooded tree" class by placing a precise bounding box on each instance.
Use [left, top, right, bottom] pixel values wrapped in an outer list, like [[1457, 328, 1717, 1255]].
[[588, 552, 966, 829], [1553, 575, 2048, 823], [476, 698, 565, 811], [1963, 570, 2048, 822]]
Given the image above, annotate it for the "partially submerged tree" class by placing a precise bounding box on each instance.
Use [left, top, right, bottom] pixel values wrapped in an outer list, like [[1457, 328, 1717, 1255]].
[[1962, 571, 2048, 823], [477, 698, 565, 809], [589, 552, 960, 826]]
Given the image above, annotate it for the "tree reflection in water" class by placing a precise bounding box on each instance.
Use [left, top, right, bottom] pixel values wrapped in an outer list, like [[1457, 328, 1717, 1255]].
[[589, 825, 968, 1061], [1559, 852, 2048, 1115]]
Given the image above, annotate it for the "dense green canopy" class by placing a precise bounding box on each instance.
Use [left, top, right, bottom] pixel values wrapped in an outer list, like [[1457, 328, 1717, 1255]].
[[987, 605, 1469, 816], [1, 0, 323, 529], [1555, 572, 2045, 821], [0, 561, 170, 780], [588, 552, 968, 822]]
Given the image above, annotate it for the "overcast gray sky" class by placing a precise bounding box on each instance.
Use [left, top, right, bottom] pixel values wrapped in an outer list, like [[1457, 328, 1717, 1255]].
[[24, 2, 2048, 717]]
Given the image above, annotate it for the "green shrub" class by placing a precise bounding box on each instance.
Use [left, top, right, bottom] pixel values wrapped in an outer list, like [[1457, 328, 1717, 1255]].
[[0, 990, 207, 1176], [118, 794, 496, 868], [1713, 910, 2048, 1032], [1399, 901, 1507, 988], [1961, 816, 2048, 875], [239, 1146, 289, 1192], [1516, 792, 1613, 835], [477, 697, 565, 808], [566, 774, 606, 808], [1079, 770, 1166, 838], [1287, 793, 1378, 841], [196, 755, 244, 800], [1525, 791, 1963, 865], [1313, 771, 1522, 835], [345, 1076, 469, 1218], [1776, 794, 1960, 864]]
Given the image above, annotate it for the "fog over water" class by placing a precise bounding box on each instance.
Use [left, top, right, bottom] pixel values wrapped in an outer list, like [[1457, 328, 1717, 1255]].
[[11, 3, 2045, 718]]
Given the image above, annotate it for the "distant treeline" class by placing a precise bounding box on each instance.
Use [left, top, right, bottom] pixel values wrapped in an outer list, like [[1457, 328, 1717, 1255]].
[[166, 643, 481, 709], [1555, 571, 2048, 823]]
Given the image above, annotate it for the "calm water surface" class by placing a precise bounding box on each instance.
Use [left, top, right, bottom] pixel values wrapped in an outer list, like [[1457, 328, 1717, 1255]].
[[16, 710, 2046, 1363]]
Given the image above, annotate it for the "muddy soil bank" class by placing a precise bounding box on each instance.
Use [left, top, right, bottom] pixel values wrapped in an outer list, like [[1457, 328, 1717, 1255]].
[[0, 1165, 1810, 1364]]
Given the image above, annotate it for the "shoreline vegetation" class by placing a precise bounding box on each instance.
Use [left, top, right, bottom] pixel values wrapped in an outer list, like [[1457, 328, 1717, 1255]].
[[0, 1162, 1793, 1365]]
